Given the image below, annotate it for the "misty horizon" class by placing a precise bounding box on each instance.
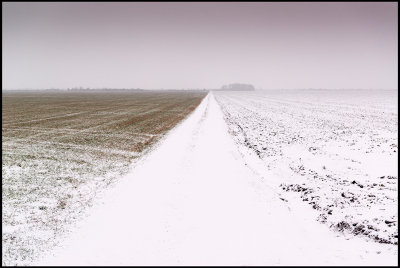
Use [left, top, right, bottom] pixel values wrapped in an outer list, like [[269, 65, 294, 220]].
[[2, 2, 398, 90], [3, 86, 398, 91]]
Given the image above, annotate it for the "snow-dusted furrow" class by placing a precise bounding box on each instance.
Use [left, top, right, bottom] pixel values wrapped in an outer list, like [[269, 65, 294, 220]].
[[35, 92, 397, 266]]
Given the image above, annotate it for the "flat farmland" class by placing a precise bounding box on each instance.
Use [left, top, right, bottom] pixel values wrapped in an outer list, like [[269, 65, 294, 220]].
[[2, 90, 207, 265], [215, 89, 398, 246]]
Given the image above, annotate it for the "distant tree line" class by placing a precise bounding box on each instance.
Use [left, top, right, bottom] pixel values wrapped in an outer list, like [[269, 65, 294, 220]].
[[66, 88, 144, 92], [220, 83, 255, 91]]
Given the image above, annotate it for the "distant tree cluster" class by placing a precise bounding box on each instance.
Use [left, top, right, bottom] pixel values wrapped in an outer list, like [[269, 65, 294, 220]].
[[220, 83, 255, 91]]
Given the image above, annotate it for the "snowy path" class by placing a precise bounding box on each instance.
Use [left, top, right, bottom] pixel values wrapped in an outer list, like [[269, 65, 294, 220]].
[[38, 93, 397, 265]]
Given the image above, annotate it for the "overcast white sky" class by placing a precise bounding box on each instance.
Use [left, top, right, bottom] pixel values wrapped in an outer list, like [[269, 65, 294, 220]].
[[2, 2, 398, 90]]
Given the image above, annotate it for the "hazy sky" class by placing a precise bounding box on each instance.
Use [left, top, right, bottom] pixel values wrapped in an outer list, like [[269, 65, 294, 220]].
[[2, 2, 398, 89]]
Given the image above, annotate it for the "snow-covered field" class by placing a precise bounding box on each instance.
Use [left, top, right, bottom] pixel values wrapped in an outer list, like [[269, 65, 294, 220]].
[[214, 89, 398, 246], [2, 91, 205, 265], [35, 92, 397, 266]]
